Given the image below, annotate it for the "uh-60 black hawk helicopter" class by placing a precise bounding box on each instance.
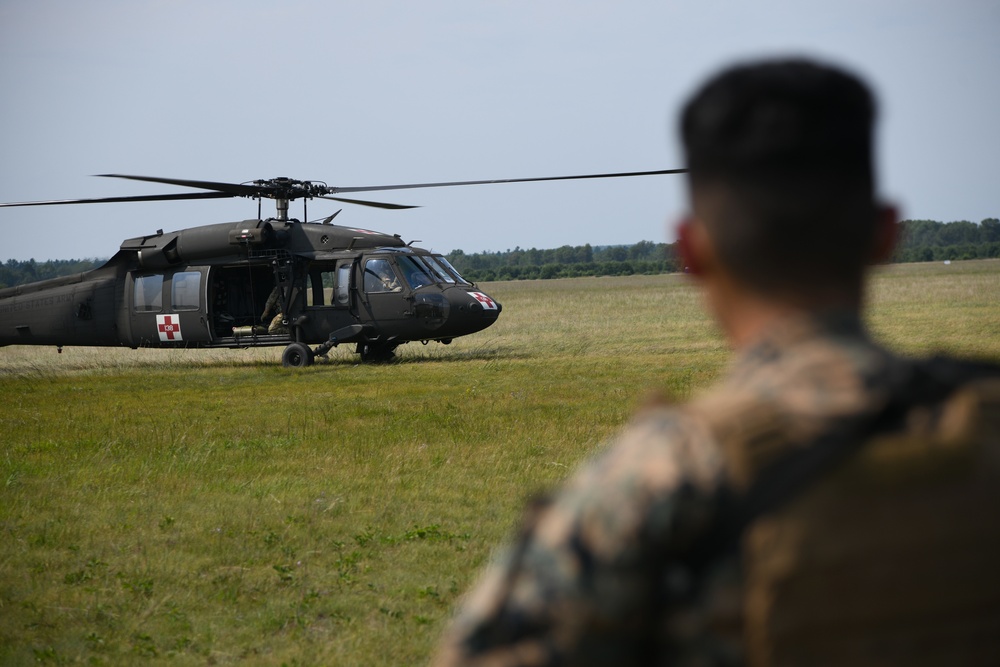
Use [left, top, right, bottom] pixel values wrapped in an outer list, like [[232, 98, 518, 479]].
[[0, 169, 684, 366]]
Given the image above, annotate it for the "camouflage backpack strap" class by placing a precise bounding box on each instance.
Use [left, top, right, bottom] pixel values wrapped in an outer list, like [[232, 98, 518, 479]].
[[674, 354, 1000, 598]]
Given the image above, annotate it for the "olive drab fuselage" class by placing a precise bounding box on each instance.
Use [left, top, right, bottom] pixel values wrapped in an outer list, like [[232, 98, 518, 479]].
[[0, 167, 687, 365], [0, 218, 501, 365]]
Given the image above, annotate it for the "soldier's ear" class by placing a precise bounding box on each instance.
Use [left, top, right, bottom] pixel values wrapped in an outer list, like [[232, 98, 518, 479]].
[[676, 216, 708, 277], [870, 203, 900, 264]]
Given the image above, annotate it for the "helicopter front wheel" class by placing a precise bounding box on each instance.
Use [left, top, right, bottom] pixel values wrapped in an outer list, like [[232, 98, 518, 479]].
[[281, 342, 315, 368]]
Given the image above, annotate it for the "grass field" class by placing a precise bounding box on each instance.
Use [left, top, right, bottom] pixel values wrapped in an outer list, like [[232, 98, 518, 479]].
[[1, 260, 998, 665]]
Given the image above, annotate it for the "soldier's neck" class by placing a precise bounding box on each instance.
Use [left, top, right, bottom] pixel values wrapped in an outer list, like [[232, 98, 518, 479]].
[[707, 280, 863, 351]]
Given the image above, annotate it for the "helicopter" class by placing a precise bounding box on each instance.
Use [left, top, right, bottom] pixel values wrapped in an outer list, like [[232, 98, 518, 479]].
[[0, 169, 684, 366]]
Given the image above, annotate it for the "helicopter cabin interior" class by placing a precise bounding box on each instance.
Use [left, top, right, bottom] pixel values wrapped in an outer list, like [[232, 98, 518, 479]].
[[208, 264, 283, 339], [125, 258, 362, 348]]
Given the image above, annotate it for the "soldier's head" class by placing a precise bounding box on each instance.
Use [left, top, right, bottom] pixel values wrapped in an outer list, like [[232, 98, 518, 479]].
[[677, 58, 896, 307]]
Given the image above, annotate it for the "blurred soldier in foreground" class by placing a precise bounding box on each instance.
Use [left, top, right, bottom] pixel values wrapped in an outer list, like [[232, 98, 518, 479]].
[[434, 58, 1000, 666]]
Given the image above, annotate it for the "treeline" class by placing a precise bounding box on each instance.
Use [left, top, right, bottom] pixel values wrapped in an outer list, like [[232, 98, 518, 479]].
[[0, 258, 105, 289], [445, 218, 1000, 282], [445, 240, 678, 282], [2, 219, 998, 287], [893, 218, 1000, 263]]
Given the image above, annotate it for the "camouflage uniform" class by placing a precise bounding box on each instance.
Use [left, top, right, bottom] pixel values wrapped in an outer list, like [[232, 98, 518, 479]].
[[434, 313, 1000, 666], [261, 286, 287, 334]]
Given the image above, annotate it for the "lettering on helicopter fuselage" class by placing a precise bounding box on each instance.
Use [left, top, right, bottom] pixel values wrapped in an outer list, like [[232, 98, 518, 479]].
[[0, 293, 74, 315]]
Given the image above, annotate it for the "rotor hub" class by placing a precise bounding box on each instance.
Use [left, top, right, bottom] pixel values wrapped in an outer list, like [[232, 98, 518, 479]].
[[247, 178, 330, 201]]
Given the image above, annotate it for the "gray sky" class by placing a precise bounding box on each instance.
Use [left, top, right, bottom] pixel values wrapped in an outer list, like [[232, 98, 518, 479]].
[[1, 0, 997, 261]]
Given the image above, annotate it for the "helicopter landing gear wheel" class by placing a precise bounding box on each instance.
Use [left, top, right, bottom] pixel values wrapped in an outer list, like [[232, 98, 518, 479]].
[[357, 342, 397, 363], [281, 342, 314, 368]]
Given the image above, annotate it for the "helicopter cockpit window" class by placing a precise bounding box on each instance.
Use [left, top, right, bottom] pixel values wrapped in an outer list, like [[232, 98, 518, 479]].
[[171, 271, 201, 311], [435, 256, 471, 285], [133, 274, 163, 312], [420, 256, 456, 284], [364, 258, 402, 293], [396, 256, 434, 290]]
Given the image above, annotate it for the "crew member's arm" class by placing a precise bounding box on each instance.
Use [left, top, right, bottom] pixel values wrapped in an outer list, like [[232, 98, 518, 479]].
[[434, 407, 723, 666]]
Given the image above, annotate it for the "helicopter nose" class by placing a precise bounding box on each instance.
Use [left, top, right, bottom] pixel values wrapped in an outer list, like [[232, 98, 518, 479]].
[[442, 288, 501, 336], [467, 290, 501, 313], [406, 288, 500, 338]]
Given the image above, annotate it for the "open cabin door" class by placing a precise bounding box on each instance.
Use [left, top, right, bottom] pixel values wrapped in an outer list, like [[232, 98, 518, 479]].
[[301, 260, 361, 343], [206, 263, 286, 342]]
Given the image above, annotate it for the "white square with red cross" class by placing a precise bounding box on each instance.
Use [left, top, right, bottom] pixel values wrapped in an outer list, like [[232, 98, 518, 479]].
[[156, 314, 183, 342], [469, 292, 498, 310]]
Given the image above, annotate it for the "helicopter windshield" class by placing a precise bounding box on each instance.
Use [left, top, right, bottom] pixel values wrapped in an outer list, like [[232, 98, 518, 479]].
[[420, 255, 457, 284], [395, 254, 471, 289], [397, 256, 433, 289], [434, 256, 471, 285]]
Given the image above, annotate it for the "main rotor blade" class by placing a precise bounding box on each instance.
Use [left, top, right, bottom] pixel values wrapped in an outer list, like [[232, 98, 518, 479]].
[[0, 191, 235, 207], [317, 195, 418, 210], [331, 168, 687, 194], [1, 167, 686, 210], [97, 174, 263, 197]]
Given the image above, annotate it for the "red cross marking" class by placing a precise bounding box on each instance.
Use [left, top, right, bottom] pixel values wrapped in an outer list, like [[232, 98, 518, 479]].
[[158, 315, 180, 340], [471, 292, 496, 309]]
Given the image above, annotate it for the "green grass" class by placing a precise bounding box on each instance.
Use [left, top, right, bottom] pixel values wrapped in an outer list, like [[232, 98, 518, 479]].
[[867, 259, 1000, 354], [1, 260, 998, 665]]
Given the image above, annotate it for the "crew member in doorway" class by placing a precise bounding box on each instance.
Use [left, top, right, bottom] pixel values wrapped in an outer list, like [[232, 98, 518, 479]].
[[261, 286, 288, 334]]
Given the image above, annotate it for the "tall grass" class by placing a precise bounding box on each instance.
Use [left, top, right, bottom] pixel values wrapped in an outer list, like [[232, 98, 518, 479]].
[[0, 260, 997, 665]]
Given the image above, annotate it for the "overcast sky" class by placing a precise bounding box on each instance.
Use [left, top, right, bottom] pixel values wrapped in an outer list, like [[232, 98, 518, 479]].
[[1, 0, 997, 261]]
